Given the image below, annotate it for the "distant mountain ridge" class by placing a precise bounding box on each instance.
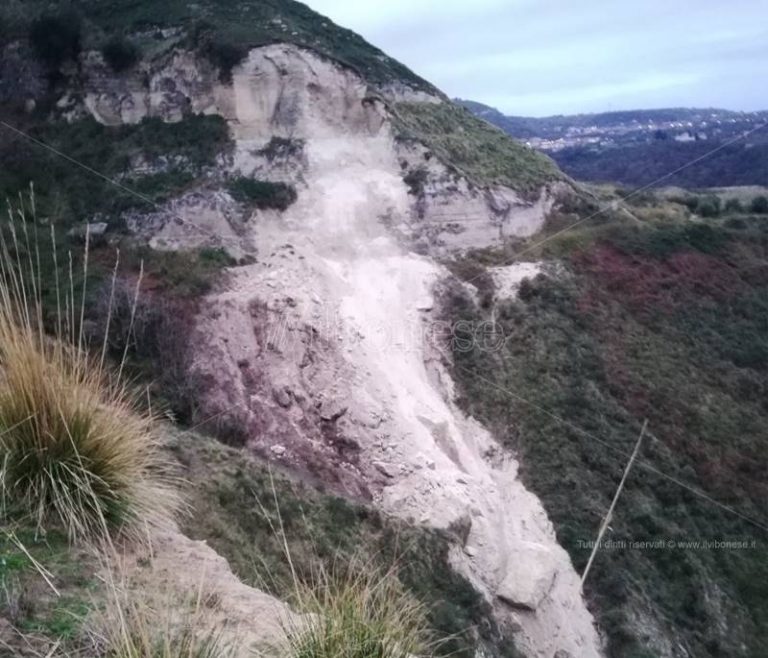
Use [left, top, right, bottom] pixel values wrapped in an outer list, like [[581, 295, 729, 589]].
[[457, 99, 768, 139], [458, 99, 768, 188]]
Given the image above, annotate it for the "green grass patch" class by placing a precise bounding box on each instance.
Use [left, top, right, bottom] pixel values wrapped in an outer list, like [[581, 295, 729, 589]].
[[125, 170, 196, 203], [126, 246, 235, 297], [1, 527, 96, 646], [394, 102, 562, 197], [227, 177, 298, 211]]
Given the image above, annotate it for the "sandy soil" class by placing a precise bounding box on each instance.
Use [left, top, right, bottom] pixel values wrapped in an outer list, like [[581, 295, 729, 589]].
[[116, 527, 297, 657]]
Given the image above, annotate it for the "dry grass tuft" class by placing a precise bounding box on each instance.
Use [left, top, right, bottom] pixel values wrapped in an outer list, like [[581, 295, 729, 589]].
[[248, 474, 442, 658], [86, 561, 238, 658], [285, 558, 437, 658], [0, 193, 178, 543]]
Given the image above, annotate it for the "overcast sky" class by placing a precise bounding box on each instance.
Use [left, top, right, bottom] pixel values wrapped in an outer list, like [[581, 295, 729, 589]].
[[307, 0, 767, 117]]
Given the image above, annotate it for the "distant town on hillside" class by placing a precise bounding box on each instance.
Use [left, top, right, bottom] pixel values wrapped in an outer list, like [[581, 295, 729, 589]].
[[458, 100, 768, 188]]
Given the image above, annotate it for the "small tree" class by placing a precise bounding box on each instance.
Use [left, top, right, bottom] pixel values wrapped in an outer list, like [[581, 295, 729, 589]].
[[683, 196, 699, 213], [750, 195, 768, 214], [696, 195, 721, 218], [724, 198, 743, 214], [205, 39, 247, 82], [29, 13, 81, 68], [191, 23, 247, 83], [102, 36, 139, 73], [228, 178, 298, 211]]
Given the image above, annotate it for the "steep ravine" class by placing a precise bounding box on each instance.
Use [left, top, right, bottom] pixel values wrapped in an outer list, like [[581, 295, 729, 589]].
[[78, 43, 602, 657]]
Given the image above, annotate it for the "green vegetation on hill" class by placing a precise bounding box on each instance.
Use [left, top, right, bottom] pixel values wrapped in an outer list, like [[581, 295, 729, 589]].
[[228, 177, 298, 211], [394, 102, 562, 197], [0, 528, 96, 650], [0, 114, 231, 230], [0, 0, 435, 91], [444, 204, 768, 657]]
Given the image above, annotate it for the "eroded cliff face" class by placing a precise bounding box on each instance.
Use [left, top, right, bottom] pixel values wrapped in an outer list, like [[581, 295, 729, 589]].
[[55, 43, 559, 253], [62, 41, 601, 657]]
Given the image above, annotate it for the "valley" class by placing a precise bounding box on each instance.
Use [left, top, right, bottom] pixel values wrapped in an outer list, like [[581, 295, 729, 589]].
[[459, 101, 768, 189]]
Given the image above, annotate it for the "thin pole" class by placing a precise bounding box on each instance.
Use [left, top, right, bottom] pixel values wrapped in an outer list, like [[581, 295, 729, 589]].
[[581, 419, 648, 587]]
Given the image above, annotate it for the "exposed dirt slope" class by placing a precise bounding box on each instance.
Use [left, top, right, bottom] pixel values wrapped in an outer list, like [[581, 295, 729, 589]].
[[120, 527, 296, 657], [153, 48, 603, 656], [7, 30, 603, 656]]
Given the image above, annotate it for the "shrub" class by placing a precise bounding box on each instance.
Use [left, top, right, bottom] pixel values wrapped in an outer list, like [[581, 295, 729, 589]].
[[228, 178, 298, 211], [92, 280, 203, 425], [101, 36, 140, 73], [258, 136, 305, 161], [724, 198, 743, 214], [196, 31, 247, 83], [0, 201, 177, 542], [286, 560, 437, 658], [28, 13, 81, 68], [680, 194, 722, 218], [682, 196, 700, 213], [696, 195, 721, 218], [403, 167, 429, 196], [190, 22, 246, 82], [750, 195, 768, 214]]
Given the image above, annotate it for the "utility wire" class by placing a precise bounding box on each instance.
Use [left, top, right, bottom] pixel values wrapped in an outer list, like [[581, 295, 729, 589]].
[[3, 111, 767, 535], [0, 119, 248, 250]]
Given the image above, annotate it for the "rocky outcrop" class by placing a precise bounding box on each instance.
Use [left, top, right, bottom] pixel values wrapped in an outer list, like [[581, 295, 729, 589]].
[[81, 49, 223, 124], [29, 41, 560, 252], [76, 44, 392, 137], [393, 137, 562, 251]]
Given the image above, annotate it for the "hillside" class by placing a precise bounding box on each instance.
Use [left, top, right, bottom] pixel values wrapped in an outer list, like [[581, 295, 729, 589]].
[[0, 0, 436, 91], [458, 100, 768, 188], [1, 2, 766, 658], [443, 189, 768, 657], [0, 2, 588, 658]]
